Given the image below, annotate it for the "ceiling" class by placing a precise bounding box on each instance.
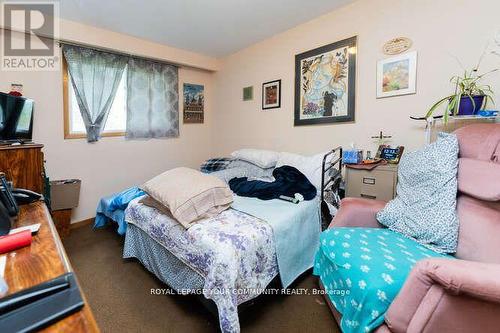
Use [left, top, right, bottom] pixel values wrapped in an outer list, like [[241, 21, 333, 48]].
[[60, 0, 354, 57]]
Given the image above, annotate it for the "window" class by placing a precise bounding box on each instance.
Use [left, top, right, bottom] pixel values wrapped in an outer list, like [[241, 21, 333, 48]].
[[63, 59, 127, 139]]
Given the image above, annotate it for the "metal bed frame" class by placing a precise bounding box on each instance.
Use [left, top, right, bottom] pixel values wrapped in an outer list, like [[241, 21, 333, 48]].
[[320, 146, 343, 229]]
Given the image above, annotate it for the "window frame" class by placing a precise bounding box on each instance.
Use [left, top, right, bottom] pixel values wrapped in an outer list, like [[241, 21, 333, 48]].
[[62, 58, 126, 139]]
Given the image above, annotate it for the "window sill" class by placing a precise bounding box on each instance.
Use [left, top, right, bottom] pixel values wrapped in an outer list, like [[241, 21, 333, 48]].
[[64, 132, 125, 140]]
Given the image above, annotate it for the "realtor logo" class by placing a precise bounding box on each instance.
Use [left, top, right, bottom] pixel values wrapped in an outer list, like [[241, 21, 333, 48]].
[[1, 1, 59, 71]]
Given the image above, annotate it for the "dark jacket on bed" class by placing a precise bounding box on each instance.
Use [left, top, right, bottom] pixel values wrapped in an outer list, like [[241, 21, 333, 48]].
[[228, 165, 317, 201]]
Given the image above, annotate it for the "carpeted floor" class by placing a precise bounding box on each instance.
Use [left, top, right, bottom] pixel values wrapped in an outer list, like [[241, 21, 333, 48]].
[[63, 225, 340, 333]]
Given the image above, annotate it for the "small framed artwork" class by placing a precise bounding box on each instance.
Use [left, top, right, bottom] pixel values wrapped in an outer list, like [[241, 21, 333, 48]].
[[243, 86, 253, 101], [294, 36, 357, 126], [262, 79, 281, 110], [183, 83, 204, 124], [377, 51, 417, 98]]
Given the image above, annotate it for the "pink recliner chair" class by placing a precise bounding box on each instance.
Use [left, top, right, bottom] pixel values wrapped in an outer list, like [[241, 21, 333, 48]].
[[325, 123, 500, 333]]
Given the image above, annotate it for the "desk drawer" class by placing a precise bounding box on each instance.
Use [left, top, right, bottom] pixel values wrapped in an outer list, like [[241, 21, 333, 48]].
[[346, 168, 396, 201]]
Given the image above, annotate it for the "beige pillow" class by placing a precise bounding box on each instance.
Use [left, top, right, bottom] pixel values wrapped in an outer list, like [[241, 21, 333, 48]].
[[141, 167, 233, 228]]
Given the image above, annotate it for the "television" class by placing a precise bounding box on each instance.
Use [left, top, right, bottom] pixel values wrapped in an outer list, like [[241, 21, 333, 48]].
[[0, 92, 34, 143]]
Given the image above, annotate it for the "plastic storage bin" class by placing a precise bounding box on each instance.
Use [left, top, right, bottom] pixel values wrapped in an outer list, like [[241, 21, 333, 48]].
[[49, 179, 81, 211]]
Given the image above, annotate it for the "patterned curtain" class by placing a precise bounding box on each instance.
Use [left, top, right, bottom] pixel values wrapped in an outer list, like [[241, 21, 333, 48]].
[[62, 45, 127, 142], [126, 58, 179, 139]]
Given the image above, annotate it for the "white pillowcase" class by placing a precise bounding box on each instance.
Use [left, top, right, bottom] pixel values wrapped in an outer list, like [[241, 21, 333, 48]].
[[276, 151, 330, 190], [231, 149, 280, 169], [141, 167, 233, 228]]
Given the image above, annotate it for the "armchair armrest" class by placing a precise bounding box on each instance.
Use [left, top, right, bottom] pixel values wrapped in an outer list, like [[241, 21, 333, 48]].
[[386, 258, 500, 333], [329, 197, 386, 229]]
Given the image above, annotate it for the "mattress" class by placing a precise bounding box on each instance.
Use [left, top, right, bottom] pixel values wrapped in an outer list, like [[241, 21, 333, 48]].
[[124, 197, 279, 332]]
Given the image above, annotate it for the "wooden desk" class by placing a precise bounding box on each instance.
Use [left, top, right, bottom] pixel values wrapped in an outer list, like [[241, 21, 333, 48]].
[[3, 201, 99, 332]]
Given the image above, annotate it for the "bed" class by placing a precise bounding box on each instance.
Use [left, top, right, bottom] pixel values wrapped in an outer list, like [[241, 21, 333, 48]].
[[124, 198, 278, 332], [97, 148, 342, 332]]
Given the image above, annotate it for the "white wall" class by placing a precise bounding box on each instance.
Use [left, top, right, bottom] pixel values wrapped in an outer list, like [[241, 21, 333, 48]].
[[212, 0, 500, 156], [0, 28, 216, 222]]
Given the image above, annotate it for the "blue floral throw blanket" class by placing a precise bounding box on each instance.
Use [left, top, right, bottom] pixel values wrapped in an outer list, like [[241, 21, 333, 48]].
[[125, 198, 279, 333], [314, 227, 453, 333]]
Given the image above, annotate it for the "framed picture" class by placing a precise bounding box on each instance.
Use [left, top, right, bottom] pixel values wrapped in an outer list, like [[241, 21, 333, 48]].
[[377, 51, 417, 98], [294, 36, 357, 126], [262, 79, 281, 110], [243, 86, 253, 101], [183, 83, 204, 124]]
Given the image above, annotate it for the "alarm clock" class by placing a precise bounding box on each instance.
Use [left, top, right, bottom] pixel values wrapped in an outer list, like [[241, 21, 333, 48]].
[[376, 145, 404, 164]]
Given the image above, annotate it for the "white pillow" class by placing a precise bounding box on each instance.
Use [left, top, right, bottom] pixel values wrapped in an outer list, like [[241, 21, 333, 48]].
[[231, 149, 280, 169], [141, 167, 233, 228], [276, 151, 330, 190]]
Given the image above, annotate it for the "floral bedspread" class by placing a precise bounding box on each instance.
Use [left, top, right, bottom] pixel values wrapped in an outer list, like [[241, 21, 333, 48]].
[[125, 197, 278, 333]]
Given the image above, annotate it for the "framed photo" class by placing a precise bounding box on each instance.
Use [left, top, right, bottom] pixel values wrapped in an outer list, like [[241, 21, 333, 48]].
[[183, 83, 204, 124], [377, 51, 417, 98], [262, 79, 281, 110], [243, 86, 253, 101], [294, 36, 357, 126]]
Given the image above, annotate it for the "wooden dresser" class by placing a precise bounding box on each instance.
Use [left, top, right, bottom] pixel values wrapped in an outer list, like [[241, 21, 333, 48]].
[[3, 201, 99, 332], [0, 143, 44, 194], [0, 143, 72, 237]]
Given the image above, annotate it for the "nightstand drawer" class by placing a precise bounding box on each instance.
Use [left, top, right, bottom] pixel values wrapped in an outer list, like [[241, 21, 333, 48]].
[[345, 165, 398, 201]]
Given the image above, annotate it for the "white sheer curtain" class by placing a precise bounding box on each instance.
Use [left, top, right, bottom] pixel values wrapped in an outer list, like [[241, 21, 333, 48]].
[[126, 58, 179, 139], [62, 45, 127, 142]]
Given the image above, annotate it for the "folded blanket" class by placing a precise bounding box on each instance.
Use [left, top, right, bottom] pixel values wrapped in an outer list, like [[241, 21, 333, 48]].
[[229, 165, 317, 200]]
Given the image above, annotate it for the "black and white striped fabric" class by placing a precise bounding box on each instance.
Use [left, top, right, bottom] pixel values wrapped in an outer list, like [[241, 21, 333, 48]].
[[200, 157, 233, 173]]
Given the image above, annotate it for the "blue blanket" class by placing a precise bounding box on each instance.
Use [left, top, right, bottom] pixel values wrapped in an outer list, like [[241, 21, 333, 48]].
[[94, 187, 145, 235], [229, 165, 317, 201], [231, 195, 321, 288], [314, 228, 452, 333]]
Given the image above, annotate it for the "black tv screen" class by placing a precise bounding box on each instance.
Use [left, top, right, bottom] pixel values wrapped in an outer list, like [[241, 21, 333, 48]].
[[0, 92, 34, 142]]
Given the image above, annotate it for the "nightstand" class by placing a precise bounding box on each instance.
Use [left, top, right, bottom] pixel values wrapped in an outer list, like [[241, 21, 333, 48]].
[[345, 164, 398, 201]]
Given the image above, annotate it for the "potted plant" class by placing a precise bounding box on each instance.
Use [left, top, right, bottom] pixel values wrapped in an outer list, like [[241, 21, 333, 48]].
[[426, 68, 497, 122], [426, 40, 499, 122]]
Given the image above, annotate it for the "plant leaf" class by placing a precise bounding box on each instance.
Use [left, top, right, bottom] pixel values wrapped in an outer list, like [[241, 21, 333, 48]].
[[426, 95, 453, 118], [454, 93, 463, 116]]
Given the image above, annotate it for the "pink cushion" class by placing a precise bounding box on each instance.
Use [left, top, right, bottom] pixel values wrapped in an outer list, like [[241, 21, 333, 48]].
[[453, 124, 500, 263], [456, 195, 500, 263], [458, 158, 500, 201], [330, 197, 386, 228], [455, 123, 500, 162]]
